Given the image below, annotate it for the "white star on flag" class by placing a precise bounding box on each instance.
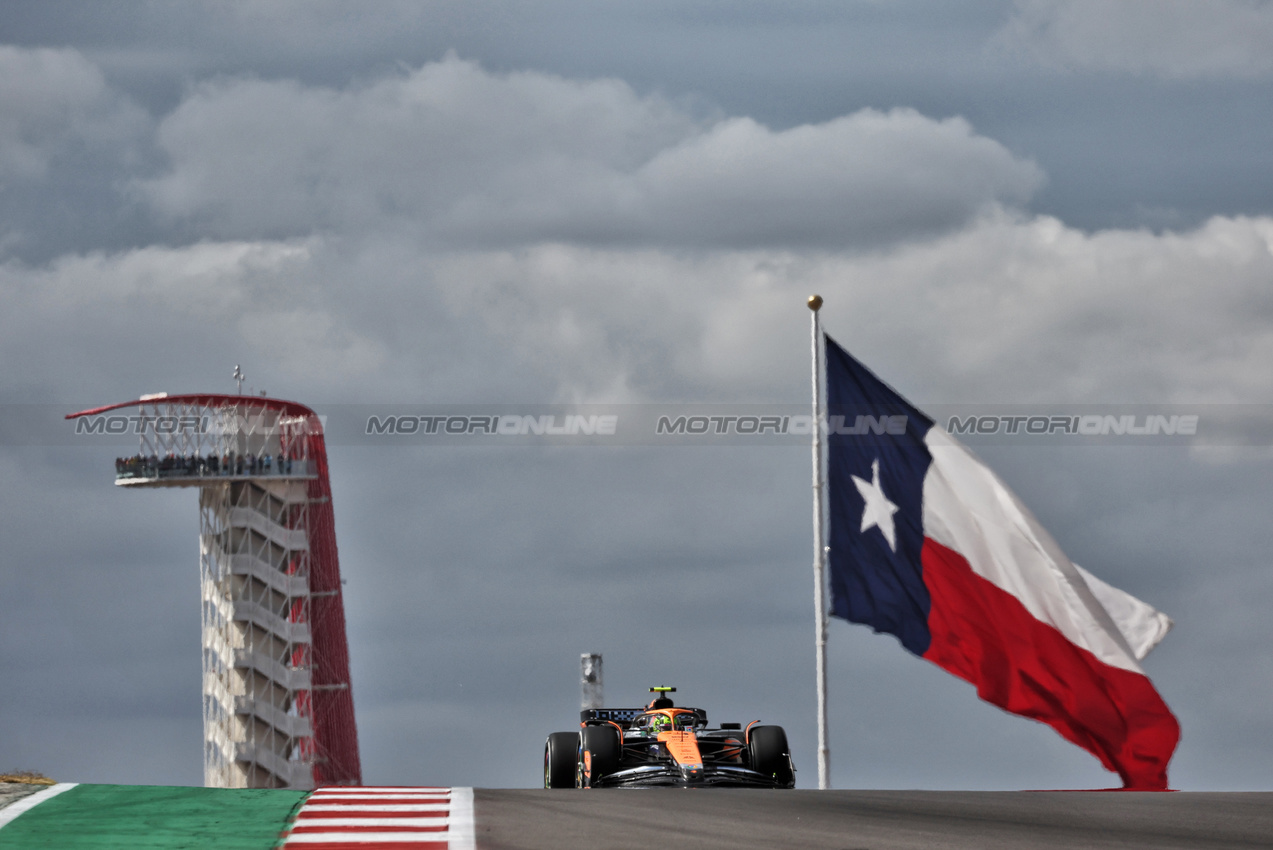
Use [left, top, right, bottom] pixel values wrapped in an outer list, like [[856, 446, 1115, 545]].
[[851, 458, 899, 551]]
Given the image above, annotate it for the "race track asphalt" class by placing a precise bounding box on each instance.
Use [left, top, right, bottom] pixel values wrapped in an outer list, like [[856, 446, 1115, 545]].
[[473, 789, 1273, 850]]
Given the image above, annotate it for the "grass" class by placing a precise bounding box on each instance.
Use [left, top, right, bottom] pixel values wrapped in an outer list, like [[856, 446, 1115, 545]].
[[0, 771, 56, 785]]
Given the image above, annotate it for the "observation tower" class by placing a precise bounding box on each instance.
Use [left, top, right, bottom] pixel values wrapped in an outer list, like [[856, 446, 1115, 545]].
[[66, 392, 361, 789]]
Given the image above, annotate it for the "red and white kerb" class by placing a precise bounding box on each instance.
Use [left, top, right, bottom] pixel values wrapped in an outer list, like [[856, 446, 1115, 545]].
[[279, 786, 475, 850]]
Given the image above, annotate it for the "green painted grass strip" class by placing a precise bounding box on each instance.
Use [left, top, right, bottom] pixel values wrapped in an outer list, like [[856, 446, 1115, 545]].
[[0, 783, 78, 830], [0, 783, 307, 849]]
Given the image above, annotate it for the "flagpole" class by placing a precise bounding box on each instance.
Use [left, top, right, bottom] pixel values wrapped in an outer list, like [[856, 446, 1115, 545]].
[[808, 294, 830, 790]]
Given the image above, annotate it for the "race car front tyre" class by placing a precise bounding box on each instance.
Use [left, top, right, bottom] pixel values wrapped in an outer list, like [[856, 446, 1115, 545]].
[[579, 725, 621, 787], [545, 731, 577, 789], [748, 725, 795, 788]]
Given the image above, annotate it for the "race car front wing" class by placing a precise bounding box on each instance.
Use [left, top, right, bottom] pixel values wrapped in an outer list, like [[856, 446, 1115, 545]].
[[592, 763, 793, 788]]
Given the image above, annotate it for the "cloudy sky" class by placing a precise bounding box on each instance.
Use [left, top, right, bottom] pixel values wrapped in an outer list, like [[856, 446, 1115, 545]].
[[2, 1, 1272, 792]]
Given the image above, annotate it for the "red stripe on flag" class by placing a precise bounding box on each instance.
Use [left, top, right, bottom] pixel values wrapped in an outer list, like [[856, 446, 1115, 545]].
[[919, 537, 1180, 790]]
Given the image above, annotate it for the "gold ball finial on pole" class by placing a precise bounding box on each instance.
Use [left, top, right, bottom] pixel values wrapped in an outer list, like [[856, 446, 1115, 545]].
[[807, 294, 823, 312]]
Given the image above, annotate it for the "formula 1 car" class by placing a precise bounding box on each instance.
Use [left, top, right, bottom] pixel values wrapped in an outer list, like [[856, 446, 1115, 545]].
[[544, 687, 795, 788]]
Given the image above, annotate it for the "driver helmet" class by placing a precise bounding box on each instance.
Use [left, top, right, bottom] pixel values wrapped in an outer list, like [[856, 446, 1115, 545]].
[[648, 714, 673, 734]]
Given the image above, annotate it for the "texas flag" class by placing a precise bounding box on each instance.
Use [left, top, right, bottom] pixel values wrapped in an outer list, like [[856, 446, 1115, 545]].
[[824, 334, 1180, 789]]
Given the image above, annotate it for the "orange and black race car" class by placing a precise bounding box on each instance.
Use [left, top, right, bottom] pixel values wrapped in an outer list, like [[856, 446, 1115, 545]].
[[544, 687, 796, 788]]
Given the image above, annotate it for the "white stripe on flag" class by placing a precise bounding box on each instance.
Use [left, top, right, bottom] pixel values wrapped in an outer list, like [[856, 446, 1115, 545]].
[[1073, 562, 1173, 660], [922, 426, 1148, 673]]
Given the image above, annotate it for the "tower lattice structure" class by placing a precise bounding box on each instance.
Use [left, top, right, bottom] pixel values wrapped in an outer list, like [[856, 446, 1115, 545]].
[[67, 394, 361, 789]]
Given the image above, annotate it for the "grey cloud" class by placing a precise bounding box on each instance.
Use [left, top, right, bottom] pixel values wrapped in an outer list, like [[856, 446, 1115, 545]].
[[5, 211, 1273, 415], [4, 2, 1271, 236], [424, 214, 1273, 406], [791, 215, 1273, 405], [0, 46, 143, 180], [0, 46, 154, 262], [1003, 0, 1273, 78], [138, 55, 1042, 250]]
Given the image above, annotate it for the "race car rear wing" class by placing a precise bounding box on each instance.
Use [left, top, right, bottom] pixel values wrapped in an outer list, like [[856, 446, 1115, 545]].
[[581, 707, 709, 728], [581, 708, 643, 726]]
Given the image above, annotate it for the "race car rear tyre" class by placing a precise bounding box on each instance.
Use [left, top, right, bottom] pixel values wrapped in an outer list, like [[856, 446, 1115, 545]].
[[545, 731, 577, 789], [579, 725, 621, 788], [748, 725, 795, 787]]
